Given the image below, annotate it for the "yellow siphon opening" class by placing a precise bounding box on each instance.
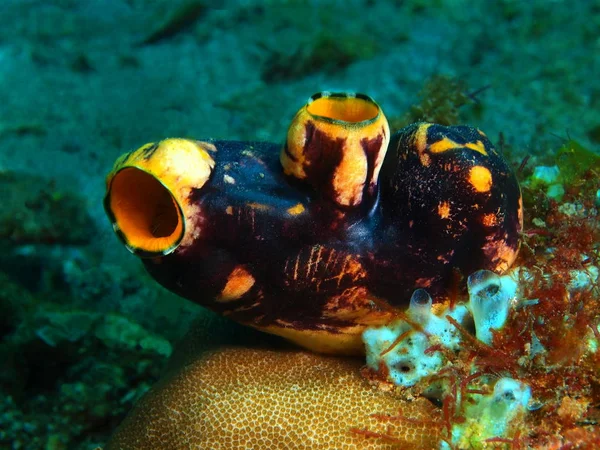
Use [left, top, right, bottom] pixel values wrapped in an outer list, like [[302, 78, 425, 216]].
[[307, 95, 379, 124], [107, 167, 183, 254]]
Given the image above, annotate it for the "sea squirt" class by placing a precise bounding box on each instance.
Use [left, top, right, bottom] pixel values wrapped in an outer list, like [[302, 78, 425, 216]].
[[104, 91, 522, 354]]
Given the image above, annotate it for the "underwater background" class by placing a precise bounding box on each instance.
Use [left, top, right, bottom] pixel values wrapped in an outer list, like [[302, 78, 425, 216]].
[[1, 0, 599, 448]]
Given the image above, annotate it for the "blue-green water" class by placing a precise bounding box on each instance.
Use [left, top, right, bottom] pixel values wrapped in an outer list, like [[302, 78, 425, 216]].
[[1, 1, 598, 448]]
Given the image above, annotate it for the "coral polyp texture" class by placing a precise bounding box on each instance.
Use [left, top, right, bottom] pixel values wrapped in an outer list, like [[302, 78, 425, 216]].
[[103, 93, 600, 448], [106, 342, 442, 449]]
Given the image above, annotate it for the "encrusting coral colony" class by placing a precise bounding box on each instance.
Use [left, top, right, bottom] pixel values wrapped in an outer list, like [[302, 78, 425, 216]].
[[102, 92, 600, 449]]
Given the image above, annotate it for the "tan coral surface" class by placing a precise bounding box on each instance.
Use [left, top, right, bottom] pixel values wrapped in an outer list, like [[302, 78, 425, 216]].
[[106, 342, 441, 449]]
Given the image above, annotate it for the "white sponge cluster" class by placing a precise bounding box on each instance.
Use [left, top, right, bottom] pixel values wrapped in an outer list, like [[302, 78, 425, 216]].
[[363, 289, 468, 387], [363, 263, 600, 447], [363, 270, 530, 446], [363, 270, 517, 388], [467, 270, 518, 345], [444, 377, 532, 449]]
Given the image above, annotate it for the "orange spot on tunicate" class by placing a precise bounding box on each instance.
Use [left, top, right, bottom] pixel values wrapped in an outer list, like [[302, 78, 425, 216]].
[[286, 203, 306, 215], [216, 266, 255, 302], [247, 202, 271, 211], [415, 124, 432, 167], [481, 213, 497, 227], [464, 140, 488, 156], [429, 137, 458, 154], [438, 201, 451, 219], [468, 166, 492, 193]]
